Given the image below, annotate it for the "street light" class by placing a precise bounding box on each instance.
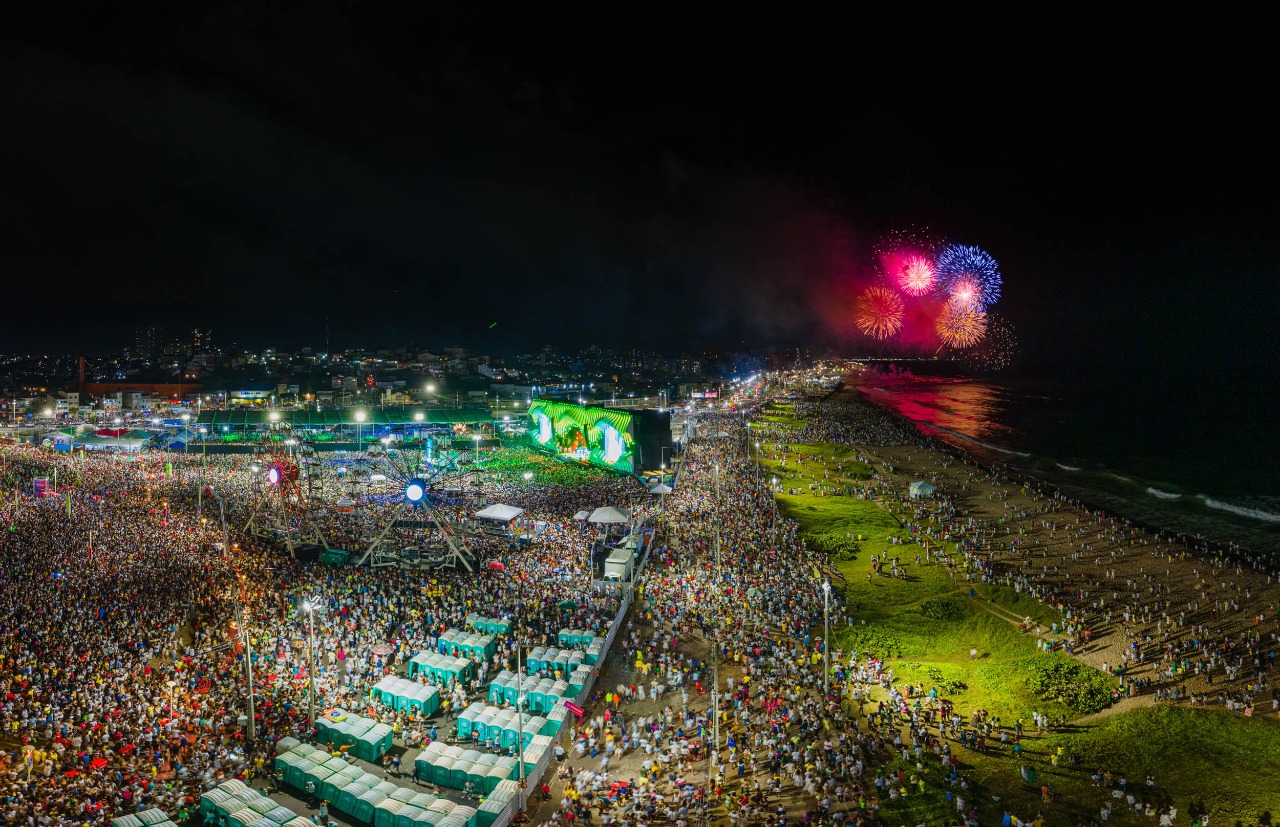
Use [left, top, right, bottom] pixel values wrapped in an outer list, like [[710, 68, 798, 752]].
[[303, 598, 322, 727], [522, 471, 533, 481], [355, 410, 366, 448], [114, 417, 123, 454]]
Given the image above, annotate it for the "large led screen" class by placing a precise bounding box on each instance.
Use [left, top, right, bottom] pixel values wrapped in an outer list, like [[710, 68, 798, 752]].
[[527, 400, 635, 473]]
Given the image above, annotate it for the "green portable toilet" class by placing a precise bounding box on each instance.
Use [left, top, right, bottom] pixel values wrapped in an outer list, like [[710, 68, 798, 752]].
[[374, 800, 405, 827], [413, 812, 444, 827], [301, 765, 335, 799], [354, 788, 390, 825], [457, 706, 478, 740], [471, 755, 497, 793], [248, 817, 277, 827], [447, 759, 470, 790], [111, 815, 145, 827], [407, 794, 438, 811], [336, 778, 374, 816], [216, 800, 248, 827], [264, 806, 296, 826], [427, 800, 456, 823], [227, 813, 258, 827], [476, 799, 506, 827], [282, 758, 316, 792], [394, 806, 426, 827], [431, 756, 454, 787], [320, 765, 362, 804], [200, 790, 231, 820]]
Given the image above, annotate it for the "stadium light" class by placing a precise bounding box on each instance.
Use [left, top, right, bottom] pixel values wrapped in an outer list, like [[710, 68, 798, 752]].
[[267, 465, 281, 485], [414, 412, 424, 422], [523, 471, 533, 481], [405, 479, 426, 503]]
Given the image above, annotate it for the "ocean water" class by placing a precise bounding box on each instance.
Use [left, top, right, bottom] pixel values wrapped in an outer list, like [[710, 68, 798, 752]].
[[854, 371, 1280, 554]]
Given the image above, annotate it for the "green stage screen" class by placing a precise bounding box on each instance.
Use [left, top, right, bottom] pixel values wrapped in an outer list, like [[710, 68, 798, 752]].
[[527, 400, 635, 473]]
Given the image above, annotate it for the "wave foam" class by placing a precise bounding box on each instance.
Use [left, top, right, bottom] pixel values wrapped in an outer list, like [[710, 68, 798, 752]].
[[1146, 487, 1181, 501], [1056, 463, 1080, 471], [929, 425, 1032, 457], [1198, 495, 1280, 524]]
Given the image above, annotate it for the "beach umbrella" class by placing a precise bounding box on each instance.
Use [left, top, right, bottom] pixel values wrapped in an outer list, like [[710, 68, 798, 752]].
[[487, 561, 506, 571], [746, 587, 764, 600], [558, 600, 577, 610], [573, 510, 590, 521]]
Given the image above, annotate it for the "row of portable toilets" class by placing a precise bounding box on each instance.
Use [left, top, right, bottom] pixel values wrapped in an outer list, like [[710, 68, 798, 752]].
[[195, 779, 310, 827], [372, 676, 443, 716], [462, 614, 510, 636], [270, 740, 489, 827], [313, 709, 395, 762], [435, 630, 496, 662], [412, 736, 552, 795], [485, 672, 571, 715], [455, 703, 553, 748], [405, 651, 473, 685], [112, 808, 188, 827], [523, 646, 587, 679]]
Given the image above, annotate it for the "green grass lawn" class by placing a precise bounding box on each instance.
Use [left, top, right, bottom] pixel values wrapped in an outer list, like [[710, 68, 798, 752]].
[[765, 427, 1280, 824]]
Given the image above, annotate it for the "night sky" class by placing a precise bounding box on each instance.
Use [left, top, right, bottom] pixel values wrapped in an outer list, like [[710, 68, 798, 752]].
[[3, 9, 1277, 379]]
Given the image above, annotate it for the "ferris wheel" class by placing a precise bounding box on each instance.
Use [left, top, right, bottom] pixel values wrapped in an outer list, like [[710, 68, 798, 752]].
[[242, 438, 328, 557], [354, 437, 476, 571]]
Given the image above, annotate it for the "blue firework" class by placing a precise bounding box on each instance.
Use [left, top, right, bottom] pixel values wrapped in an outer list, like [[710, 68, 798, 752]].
[[934, 244, 1002, 310]]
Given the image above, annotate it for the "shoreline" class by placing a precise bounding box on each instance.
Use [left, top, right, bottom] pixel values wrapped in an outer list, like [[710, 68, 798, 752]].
[[844, 376, 1268, 560]]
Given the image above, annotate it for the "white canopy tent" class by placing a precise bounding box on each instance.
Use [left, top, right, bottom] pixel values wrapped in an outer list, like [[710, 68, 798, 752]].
[[573, 510, 591, 521], [648, 483, 673, 494], [908, 481, 936, 499], [474, 503, 525, 522], [588, 506, 632, 524]]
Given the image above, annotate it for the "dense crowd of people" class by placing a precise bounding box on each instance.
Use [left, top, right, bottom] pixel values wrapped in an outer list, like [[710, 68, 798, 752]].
[[3, 371, 1275, 827], [0, 441, 645, 827]]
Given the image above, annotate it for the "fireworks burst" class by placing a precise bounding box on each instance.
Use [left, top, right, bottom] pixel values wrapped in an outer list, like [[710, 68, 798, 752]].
[[897, 255, 936, 296], [935, 301, 988, 348], [855, 286, 905, 339], [963, 314, 1018, 371], [935, 244, 1001, 309]]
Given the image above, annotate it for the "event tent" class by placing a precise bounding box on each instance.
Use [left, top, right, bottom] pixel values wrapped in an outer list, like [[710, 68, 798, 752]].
[[474, 504, 524, 522], [587, 506, 631, 524], [572, 510, 590, 521], [908, 481, 936, 498], [648, 483, 673, 494]]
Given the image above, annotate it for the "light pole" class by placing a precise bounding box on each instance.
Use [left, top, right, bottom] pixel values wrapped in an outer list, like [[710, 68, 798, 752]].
[[355, 410, 366, 450], [304, 599, 321, 729], [181, 413, 190, 454], [114, 417, 123, 454], [822, 580, 831, 696]]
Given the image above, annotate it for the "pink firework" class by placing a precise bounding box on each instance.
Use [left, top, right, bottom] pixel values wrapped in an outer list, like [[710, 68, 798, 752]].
[[855, 286, 905, 339], [897, 255, 936, 296], [948, 275, 982, 309]]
